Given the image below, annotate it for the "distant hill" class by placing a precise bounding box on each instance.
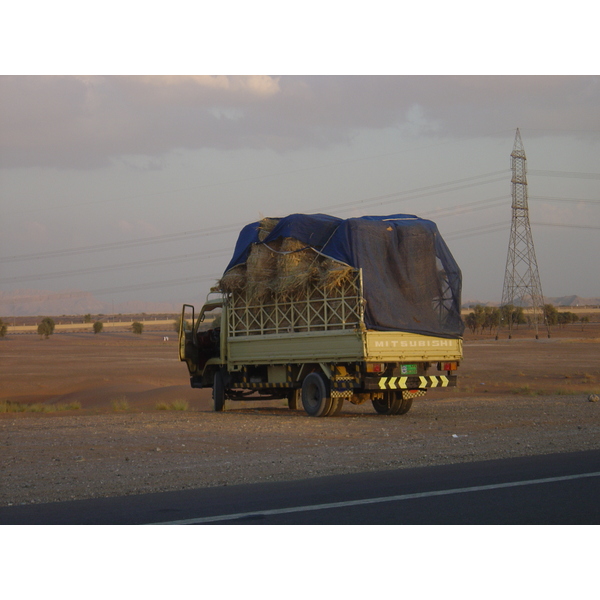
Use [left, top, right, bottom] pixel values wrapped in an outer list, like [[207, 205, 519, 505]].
[[0, 289, 181, 317], [548, 295, 600, 307], [462, 296, 600, 309], [2, 288, 598, 317]]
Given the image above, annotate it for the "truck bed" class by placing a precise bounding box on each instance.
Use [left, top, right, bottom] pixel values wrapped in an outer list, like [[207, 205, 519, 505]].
[[227, 329, 462, 368]]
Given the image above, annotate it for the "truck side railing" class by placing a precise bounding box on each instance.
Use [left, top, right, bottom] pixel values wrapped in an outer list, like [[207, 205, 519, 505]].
[[228, 269, 364, 336]]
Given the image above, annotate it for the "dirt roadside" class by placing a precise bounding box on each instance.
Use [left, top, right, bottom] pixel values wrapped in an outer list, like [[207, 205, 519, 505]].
[[1, 328, 599, 507]]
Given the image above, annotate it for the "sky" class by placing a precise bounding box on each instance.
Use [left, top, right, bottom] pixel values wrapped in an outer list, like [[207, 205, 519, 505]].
[[1, 9, 599, 313]]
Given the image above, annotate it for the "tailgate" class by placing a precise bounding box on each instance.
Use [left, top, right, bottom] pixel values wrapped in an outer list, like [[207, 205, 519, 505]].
[[364, 331, 462, 362]]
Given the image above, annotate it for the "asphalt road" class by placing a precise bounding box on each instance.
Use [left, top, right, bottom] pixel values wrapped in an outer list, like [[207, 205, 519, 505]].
[[2, 449, 600, 525]]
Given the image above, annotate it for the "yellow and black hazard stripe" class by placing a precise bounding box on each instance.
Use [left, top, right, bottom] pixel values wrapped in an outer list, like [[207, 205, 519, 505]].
[[331, 365, 358, 398], [367, 375, 456, 390], [231, 382, 296, 390]]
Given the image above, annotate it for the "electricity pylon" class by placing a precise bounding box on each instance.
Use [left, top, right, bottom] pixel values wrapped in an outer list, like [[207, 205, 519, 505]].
[[500, 129, 549, 339]]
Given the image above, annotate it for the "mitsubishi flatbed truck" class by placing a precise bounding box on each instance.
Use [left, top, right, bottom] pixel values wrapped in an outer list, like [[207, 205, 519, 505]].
[[179, 213, 464, 417]]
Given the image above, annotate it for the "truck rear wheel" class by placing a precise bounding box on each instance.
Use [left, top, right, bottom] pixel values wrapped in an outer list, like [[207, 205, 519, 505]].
[[302, 373, 333, 417], [213, 371, 226, 412], [396, 396, 413, 415], [372, 392, 402, 415]]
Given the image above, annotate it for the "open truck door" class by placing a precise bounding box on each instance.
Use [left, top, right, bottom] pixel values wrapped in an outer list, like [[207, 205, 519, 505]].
[[178, 304, 197, 372]]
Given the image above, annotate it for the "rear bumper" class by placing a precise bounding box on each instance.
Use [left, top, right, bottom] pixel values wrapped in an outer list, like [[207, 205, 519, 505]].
[[364, 375, 457, 390]]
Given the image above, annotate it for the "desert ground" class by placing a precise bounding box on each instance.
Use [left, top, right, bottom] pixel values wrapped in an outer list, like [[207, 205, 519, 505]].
[[1, 318, 599, 507]]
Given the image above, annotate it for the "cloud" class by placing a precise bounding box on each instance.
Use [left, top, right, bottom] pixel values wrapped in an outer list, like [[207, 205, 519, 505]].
[[1, 75, 598, 169]]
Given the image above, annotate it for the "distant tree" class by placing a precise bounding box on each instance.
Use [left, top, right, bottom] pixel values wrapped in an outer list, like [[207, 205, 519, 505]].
[[84, 314, 92, 323], [131, 321, 144, 335], [513, 306, 526, 328], [0, 318, 7, 338], [558, 312, 578, 328], [465, 312, 478, 334], [93, 321, 104, 334], [580, 316, 590, 331], [500, 304, 514, 328], [484, 306, 501, 333], [465, 305, 501, 335], [465, 305, 502, 335], [37, 317, 55, 339], [472, 305, 486, 333], [544, 304, 559, 327]]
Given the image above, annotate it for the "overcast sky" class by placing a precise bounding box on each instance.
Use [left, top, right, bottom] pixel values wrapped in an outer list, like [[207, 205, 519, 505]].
[[1, 74, 599, 310], [1, 4, 599, 311]]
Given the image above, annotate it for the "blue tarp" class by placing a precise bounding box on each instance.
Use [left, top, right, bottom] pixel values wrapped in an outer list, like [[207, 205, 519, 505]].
[[224, 213, 464, 338]]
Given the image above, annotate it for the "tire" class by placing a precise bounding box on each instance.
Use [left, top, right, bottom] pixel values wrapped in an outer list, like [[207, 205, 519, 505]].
[[288, 388, 301, 410], [326, 395, 345, 417], [395, 396, 413, 415], [213, 371, 226, 412], [372, 392, 402, 415], [302, 372, 333, 417]]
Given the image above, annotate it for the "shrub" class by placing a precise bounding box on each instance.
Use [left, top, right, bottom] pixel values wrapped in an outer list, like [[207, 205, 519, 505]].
[[37, 317, 55, 339], [55, 401, 82, 411], [131, 321, 144, 335], [170, 399, 189, 411], [93, 321, 104, 334], [0, 318, 7, 338], [111, 396, 130, 411], [155, 400, 189, 411], [0, 400, 81, 413]]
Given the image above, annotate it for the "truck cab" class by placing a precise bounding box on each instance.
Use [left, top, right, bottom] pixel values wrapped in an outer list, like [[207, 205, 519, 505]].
[[179, 298, 225, 390]]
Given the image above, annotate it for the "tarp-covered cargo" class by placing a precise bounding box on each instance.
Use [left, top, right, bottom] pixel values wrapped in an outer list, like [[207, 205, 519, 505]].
[[222, 213, 464, 339]]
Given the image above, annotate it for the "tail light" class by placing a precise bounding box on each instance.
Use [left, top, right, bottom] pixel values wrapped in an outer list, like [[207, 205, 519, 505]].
[[438, 362, 458, 371]]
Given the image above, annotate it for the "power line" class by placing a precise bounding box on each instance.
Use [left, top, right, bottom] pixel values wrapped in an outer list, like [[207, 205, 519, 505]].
[[529, 170, 600, 180], [0, 222, 245, 264], [444, 218, 600, 243], [1, 195, 512, 284], [419, 195, 508, 219], [7, 273, 223, 303], [1, 170, 510, 263], [530, 196, 600, 205], [0, 248, 232, 285], [6, 131, 514, 216], [444, 222, 509, 241], [531, 221, 600, 230], [319, 171, 509, 214]]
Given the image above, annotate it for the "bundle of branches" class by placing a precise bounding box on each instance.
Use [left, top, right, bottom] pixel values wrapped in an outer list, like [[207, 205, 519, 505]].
[[246, 240, 281, 302], [217, 217, 280, 299], [217, 264, 247, 295], [257, 217, 280, 241], [318, 258, 356, 295], [219, 214, 358, 305], [274, 238, 320, 299]]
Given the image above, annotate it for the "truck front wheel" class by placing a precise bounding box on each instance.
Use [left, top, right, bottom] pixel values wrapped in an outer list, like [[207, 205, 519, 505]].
[[288, 388, 301, 410], [302, 373, 333, 417], [213, 371, 226, 412]]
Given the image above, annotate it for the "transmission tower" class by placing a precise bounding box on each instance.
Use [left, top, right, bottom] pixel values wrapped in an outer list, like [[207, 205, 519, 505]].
[[500, 128, 549, 339]]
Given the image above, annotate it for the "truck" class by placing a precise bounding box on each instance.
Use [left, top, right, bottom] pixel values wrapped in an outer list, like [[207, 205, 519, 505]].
[[178, 213, 464, 417]]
